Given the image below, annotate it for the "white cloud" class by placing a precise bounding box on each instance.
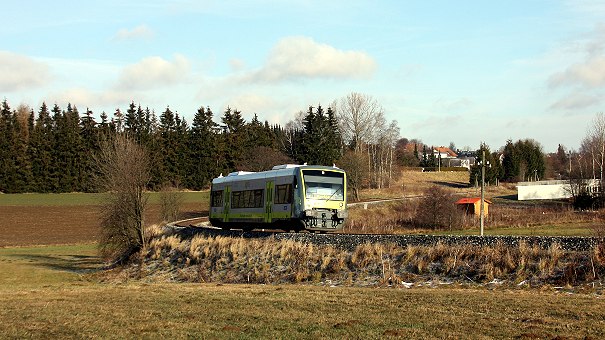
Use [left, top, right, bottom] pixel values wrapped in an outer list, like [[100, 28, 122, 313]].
[[549, 56, 605, 89], [433, 97, 472, 112], [227, 94, 274, 113], [49, 87, 134, 110], [229, 58, 246, 72], [249, 36, 376, 82], [549, 92, 601, 110], [115, 54, 190, 90], [112, 24, 154, 41], [0, 51, 51, 92]]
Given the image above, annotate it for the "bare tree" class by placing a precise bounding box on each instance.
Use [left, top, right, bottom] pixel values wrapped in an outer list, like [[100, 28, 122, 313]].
[[95, 134, 150, 263], [582, 112, 605, 192], [237, 146, 293, 172], [337, 92, 384, 152], [337, 150, 368, 201], [335, 92, 400, 189]]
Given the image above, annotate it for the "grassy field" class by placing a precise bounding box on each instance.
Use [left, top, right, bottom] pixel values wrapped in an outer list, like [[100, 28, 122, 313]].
[[1, 244, 604, 338], [1, 176, 603, 338]]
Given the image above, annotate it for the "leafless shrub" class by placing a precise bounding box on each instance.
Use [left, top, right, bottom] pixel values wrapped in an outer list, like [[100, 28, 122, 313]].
[[414, 186, 463, 230], [95, 134, 150, 263], [160, 184, 184, 223]]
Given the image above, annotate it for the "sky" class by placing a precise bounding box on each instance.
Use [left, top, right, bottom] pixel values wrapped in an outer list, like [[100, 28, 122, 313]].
[[2, 1, 605, 153]]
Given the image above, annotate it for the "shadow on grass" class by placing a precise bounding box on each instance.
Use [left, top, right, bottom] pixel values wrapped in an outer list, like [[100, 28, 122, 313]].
[[8, 253, 103, 274], [494, 194, 518, 201], [432, 180, 469, 189]]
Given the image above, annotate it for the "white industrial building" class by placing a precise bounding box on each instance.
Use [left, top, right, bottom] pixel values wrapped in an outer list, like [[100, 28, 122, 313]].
[[517, 179, 600, 201]]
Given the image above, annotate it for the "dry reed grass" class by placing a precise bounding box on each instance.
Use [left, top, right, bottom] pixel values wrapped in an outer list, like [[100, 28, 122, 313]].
[[345, 200, 601, 234], [115, 230, 605, 290]]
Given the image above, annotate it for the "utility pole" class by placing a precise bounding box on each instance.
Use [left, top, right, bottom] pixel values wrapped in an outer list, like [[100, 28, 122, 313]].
[[480, 149, 485, 236], [438, 152, 441, 172]]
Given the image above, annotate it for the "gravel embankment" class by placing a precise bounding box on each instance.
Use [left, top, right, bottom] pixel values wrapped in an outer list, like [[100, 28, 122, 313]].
[[174, 226, 603, 251]]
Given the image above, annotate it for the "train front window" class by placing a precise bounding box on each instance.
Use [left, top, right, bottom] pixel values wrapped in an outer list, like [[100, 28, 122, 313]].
[[302, 170, 344, 201]]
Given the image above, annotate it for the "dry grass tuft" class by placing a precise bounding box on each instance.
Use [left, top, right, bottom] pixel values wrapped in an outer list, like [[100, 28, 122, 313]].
[[110, 231, 605, 290]]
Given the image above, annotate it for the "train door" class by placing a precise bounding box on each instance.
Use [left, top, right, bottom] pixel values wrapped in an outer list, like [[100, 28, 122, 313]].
[[223, 186, 231, 222], [264, 181, 274, 223]]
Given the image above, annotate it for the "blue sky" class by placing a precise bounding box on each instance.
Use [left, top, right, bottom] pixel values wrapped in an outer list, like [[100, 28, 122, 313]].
[[2, 1, 605, 152]]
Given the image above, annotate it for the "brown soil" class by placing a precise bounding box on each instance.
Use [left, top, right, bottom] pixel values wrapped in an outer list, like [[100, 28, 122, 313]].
[[0, 203, 206, 247]]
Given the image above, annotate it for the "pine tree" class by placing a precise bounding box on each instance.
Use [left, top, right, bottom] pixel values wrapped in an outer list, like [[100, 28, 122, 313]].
[[502, 139, 545, 182], [301, 105, 342, 165], [124, 102, 139, 139], [221, 107, 246, 172], [502, 139, 519, 181], [421, 145, 428, 167], [113, 108, 123, 133], [30, 103, 54, 192], [187, 106, 219, 189], [98, 111, 112, 139], [80, 108, 98, 192], [413, 143, 419, 161], [0, 100, 16, 192], [325, 107, 343, 163], [158, 106, 179, 185], [12, 105, 34, 192], [174, 112, 189, 184], [50, 104, 83, 191], [470, 143, 502, 186]]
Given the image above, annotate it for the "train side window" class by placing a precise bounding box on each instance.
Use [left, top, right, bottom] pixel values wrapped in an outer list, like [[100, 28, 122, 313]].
[[275, 184, 292, 204], [253, 189, 264, 208], [211, 190, 223, 207], [231, 189, 264, 208], [231, 191, 242, 208]]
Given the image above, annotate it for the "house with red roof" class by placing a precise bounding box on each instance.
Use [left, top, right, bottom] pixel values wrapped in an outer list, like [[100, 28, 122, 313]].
[[434, 146, 458, 159]]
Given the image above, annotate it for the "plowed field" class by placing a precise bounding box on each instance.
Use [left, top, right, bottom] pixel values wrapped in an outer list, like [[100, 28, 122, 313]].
[[0, 203, 206, 247]]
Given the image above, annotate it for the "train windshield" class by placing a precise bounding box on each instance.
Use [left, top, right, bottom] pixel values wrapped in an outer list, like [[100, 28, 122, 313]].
[[302, 170, 344, 201]]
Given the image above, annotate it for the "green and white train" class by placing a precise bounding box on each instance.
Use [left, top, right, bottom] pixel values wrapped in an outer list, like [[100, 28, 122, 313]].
[[209, 164, 347, 232]]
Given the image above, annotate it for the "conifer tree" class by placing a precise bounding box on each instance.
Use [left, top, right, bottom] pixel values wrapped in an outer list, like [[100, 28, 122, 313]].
[[325, 107, 343, 162], [158, 106, 179, 185], [52, 104, 84, 192], [174, 112, 189, 184], [221, 107, 246, 172], [187, 106, 219, 189], [98, 111, 113, 139], [301, 105, 342, 165], [12, 105, 34, 192], [124, 102, 139, 139], [80, 108, 98, 192], [469, 143, 502, 186], [0, 100, 16, 192], [30, 103, 54, 192]]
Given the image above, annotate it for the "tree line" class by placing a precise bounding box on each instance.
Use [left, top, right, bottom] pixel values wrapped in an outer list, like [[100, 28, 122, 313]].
[[0, 93, 401, 195]]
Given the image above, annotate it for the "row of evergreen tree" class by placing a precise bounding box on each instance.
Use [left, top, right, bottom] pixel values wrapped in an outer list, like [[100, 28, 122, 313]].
[[0, 99, 343, 193], [469, 139, 546, 186]]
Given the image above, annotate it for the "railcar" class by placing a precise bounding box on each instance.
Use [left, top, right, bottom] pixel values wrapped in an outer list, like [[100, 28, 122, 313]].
[[209, 164, 347, 232]]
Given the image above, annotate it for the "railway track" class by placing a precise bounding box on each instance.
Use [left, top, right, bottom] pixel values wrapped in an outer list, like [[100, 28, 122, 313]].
[[166, 218, 603, 252]]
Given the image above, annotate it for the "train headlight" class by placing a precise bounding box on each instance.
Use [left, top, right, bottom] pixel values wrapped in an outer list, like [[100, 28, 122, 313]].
[[339, 203, 343, 207]]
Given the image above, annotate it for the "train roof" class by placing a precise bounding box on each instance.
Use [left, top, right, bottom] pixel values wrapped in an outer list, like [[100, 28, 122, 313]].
[[211, 164, 344, 185]]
